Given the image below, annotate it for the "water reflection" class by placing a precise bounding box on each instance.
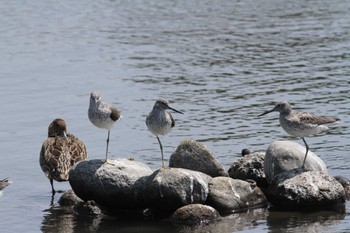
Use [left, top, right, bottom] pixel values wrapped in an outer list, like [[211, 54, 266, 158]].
[[41, 205, 102, 233], [41, 206, 345, 233], [266, 208, 346, 232]]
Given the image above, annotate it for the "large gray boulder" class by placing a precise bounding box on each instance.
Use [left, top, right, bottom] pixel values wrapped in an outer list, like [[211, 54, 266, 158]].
[[169, 139, 228, 177], [206, 177, 268, 213], [69, 159, 153, 209], [142, 168, 212, 215], [264, 141, 327, 183], [228, 152, 267, 188], [268, 169, 345, 209]]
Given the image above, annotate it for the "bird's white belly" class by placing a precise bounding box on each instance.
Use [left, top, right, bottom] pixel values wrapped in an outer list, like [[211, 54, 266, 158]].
[[279, 117, 328, 137], [88, 110, 115, 130], [146, 113, 173, 136]]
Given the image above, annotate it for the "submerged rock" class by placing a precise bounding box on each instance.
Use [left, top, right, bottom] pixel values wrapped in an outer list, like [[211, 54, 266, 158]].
[[142, 168, 212, 215], [169, 139, 228, 177], [264, 141, 327, 183], [228, 152, 267, 188], [58, 189, 83, 206], [73, 200, 102, 216], [268, 169, 345, 209], [171, 204, 220, 225], [206, 177, 268, 213], [69, 159, 152, 210]]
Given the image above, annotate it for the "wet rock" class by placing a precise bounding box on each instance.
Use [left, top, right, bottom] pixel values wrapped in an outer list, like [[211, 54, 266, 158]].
[[228, 152, 268, 188], [264, 141, 327, 183], [58, 189, 83, 206], [169, 139, 228, 177], [206, 177, 268, 213], [171, 204, 220, 225], [69, 159, 152, 210], [142, 168, 212, 216], [73, 200, 102, 216], [334, 176, 350, 199], [268, 169, 345, 209]]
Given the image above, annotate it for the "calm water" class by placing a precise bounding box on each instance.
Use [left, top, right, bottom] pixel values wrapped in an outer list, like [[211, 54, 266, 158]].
[[1, 0, 350, 232]]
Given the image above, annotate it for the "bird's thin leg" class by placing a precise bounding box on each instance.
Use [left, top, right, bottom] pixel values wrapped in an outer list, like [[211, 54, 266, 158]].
[[156, 136, 164, 168], [105, 130, 110, 163], [301, 137, 309, 168], [50, 178, 56, 196]]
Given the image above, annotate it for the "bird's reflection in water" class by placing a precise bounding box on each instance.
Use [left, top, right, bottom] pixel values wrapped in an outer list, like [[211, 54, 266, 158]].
[[41, 205, 102, 233]]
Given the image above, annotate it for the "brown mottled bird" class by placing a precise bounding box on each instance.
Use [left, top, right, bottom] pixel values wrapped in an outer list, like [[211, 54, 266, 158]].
[[40, 118, 87, 195]]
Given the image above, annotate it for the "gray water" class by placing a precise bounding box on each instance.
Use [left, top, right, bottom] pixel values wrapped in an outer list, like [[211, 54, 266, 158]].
[[1, 0, 350, 232]]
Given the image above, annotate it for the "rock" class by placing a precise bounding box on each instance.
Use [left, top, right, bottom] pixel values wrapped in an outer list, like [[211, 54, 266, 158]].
[[206, 177, 268, 213], [73, 200, 102, 216], [58, 189, 83, 206], [169, 139, 228, 177], [268, 170, 345, 209], [334, 176, 350, 199], [228, 152, 268, 188], [171, 204, 220, 225], [264, 141, 327, 183], [142, 168, 212, 215], [69, 159, 152, 210]]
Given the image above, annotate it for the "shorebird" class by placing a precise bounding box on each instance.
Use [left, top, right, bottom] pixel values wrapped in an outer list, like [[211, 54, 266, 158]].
[[88, 91, 121, 163], [40, 119, 87, 195], [241, 149, 251, 157], [0, 178, 11, 192], [146, 98, 183, 168], [258, 101, 339, 168]]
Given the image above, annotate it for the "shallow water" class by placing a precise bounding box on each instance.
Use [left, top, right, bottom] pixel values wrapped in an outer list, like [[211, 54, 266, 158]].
[[1, 0, 350, 232]]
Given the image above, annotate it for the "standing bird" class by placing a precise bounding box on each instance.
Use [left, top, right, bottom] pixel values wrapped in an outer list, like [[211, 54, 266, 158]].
[[146, 98, 183, 168], [0, 178, 11, 193], [40, 119, 87, 195], [88, 91, 121, 163], [258, 101, 339, 168]]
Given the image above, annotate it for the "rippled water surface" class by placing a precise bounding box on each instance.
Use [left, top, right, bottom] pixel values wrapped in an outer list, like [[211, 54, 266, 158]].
[[1, 0, 350, 232]]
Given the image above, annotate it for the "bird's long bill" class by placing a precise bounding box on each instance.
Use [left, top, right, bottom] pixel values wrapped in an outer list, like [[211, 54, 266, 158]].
[[169, 106, 184, 114], [258, 109, 274, 117]]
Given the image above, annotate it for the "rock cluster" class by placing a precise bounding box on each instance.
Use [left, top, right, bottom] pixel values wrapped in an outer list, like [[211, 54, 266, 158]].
[[66, 139, 347, 225], [69, 139, 267, 223]]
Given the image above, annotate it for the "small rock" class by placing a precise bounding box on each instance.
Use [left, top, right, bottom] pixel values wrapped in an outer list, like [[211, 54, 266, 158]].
[[172, 204, 220, 225], [142, 168, 212, 216], [264, 141, 327, 183], [58, 189, 83, 206], [73, 200, 102, 216], [228, 152, 268, 188], [334, 176, 350, 199], [268, 170, 345, 209], [206, 177, 268, 213], [69, 159, 153, 210], [169, 139, 228, 177]]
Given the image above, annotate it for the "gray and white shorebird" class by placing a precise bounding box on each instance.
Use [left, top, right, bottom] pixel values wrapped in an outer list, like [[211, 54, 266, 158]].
[[146, 98, 184, 168], [0, 178, 11, 192], [40, 118, 87, 195], [258, 101, 339, 168], [88, 91, 122, 163]]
